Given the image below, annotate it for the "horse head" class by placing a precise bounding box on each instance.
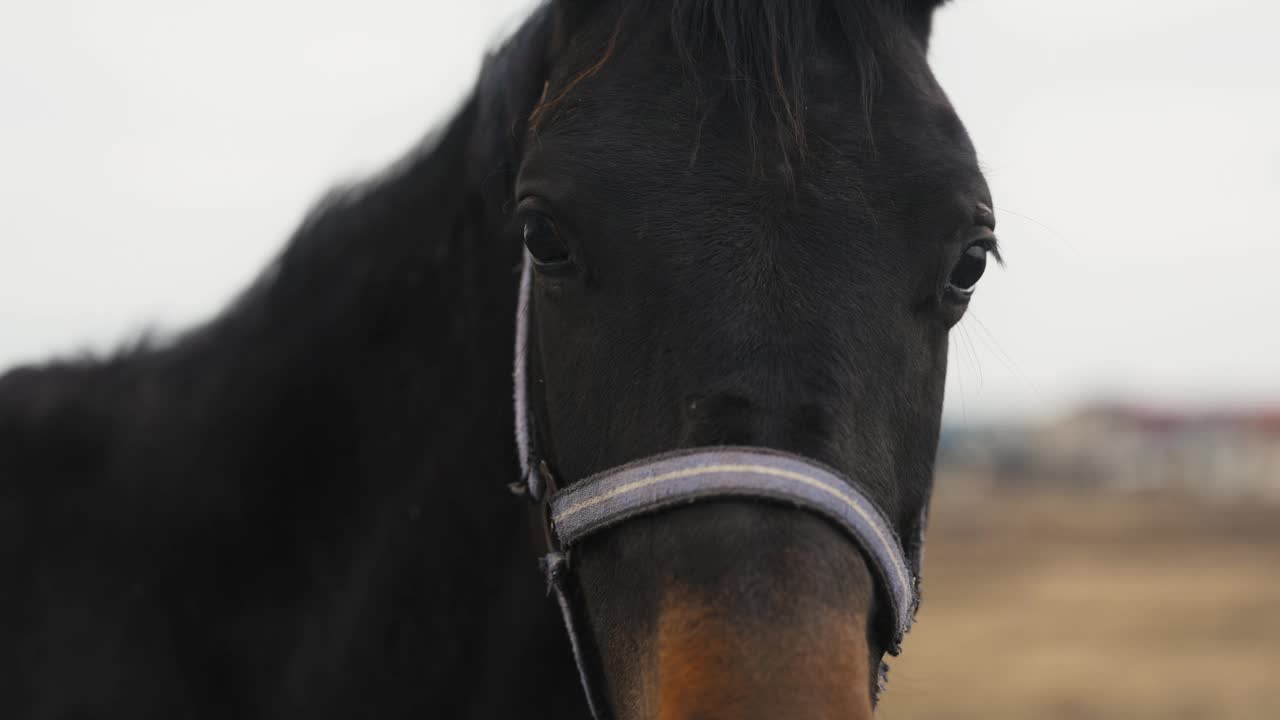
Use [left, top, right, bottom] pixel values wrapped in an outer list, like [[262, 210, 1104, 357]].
[[486, 1, 996, 717]]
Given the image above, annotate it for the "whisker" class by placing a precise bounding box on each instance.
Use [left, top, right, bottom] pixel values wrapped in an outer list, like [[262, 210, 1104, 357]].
[[993, 204, 1074, 250], [950, 333, 969, 422], [958, 325, 984, 394], [968, 312, 1046, 405]]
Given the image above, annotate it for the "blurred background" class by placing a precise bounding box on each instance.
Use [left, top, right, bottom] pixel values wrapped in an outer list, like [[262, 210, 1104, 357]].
[[1, 1, 1277, 717]]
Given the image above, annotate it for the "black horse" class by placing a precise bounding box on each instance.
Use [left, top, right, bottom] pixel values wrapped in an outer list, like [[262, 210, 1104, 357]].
[[0, 1, 997, 718]]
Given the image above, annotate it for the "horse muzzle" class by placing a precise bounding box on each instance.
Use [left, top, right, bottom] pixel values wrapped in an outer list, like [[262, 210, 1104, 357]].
[[519, 447, 919, 719]]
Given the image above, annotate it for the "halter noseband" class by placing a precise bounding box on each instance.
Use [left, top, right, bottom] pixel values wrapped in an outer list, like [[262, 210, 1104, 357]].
[[511, 252, 920, 717]]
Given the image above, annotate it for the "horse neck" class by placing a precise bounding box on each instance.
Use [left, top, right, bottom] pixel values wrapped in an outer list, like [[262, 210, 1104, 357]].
[[0, 39, 588, 713], [191, 90, 521, 540], [156, 95, 579, 714]]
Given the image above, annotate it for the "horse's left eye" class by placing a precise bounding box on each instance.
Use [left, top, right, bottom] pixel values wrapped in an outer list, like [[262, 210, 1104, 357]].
[[522, 212, 571, 267], [947, 243, 989, 295]]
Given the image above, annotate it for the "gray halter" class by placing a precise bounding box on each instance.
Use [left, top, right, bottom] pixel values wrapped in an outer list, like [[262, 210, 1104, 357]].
[[512, 252, 920, 717]]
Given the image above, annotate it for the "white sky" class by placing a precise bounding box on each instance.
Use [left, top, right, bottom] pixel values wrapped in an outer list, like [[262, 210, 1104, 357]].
[[1, 1, 1277, 421]]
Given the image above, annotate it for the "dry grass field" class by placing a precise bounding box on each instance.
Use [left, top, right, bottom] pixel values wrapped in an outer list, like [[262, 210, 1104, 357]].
[[878, 486, 1280, 720]]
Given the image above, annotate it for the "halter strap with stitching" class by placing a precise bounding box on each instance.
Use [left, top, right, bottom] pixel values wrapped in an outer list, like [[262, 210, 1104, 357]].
[[549, 447, 916, 642]]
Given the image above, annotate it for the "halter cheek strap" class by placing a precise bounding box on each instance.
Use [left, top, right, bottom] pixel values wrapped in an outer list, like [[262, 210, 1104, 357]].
[[512, 251, 542, 499], [511, 252, 921, 717]]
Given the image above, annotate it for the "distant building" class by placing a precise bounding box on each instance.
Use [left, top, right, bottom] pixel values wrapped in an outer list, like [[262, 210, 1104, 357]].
[[939, 405, 1280, 502]]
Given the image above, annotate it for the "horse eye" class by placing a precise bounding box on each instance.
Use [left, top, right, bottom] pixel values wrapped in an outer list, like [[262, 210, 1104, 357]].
[[948, 243, 989, 294], [522, 212, 570, 267]]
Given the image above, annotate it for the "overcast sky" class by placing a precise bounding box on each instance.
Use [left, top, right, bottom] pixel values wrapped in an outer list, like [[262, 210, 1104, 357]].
[[1, 1, 1277, 422]]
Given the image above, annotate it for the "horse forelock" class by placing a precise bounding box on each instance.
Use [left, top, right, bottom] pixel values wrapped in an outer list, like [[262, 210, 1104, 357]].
[[519, 0, 932, 184]]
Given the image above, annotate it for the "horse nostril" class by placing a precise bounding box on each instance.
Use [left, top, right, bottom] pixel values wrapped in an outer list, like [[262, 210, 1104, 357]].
[[682, 393, 754, 417], [680, 393, 758, 446], [681, 394, 836, 454]]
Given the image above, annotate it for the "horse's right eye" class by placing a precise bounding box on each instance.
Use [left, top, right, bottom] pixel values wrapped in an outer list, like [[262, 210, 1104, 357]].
[[522, 212, 571, 268], [948, 243, 989, 294]]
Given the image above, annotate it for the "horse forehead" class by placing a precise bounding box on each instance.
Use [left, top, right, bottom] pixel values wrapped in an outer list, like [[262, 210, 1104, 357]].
[[550, 50, 963, 166], [528, 14, 981, 219]]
